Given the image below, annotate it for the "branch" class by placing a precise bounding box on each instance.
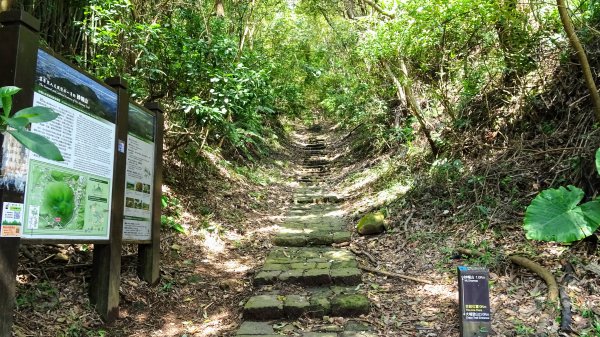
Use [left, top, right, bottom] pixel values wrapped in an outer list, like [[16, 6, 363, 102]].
[[363, 0, 396, 19]]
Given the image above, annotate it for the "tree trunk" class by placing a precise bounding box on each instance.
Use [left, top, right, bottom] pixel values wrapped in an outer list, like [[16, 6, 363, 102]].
[[214, 0, 225, 17], [383, 60, 438, 154], [557, 0, 600, 122]]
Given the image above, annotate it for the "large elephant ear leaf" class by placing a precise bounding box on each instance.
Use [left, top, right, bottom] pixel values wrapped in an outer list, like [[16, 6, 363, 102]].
[[523, 185, 600, 243]]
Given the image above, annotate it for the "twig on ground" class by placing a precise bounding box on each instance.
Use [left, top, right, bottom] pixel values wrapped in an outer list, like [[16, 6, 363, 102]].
[[358, 264, 432, 284], [559, 261, 575, 333], [349, 245, 378, 266]]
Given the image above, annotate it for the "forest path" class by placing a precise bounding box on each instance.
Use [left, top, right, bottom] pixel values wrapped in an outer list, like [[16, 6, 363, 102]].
[[235, 125, 376, 337]]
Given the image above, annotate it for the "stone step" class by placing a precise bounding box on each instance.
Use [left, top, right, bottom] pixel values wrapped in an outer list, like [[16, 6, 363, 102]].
[[243, 288, 370, 320], [236, 320, 376, 337], [254, 247, 361, 287], [273, 231, 351, 247]]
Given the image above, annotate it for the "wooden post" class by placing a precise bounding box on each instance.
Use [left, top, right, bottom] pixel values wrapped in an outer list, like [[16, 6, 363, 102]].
[[137, 102, 163, 285], [89, 77, 128, 322], [0, 10, 40, 337]]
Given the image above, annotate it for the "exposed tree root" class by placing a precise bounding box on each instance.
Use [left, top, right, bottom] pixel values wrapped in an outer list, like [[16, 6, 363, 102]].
[[456, 248, 559, 303], [559, 261, 575, 333], [358, 264, 432, 284]]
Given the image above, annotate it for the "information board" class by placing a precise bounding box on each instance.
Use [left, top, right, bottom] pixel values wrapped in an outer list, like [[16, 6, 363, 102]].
[[458, 266, 491, 337], [21, 49, 117, 240], [122, 104, 155, 241]]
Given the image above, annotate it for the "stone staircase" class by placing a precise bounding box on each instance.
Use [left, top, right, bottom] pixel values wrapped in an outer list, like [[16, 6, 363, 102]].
[[235, 128, 376, 337]]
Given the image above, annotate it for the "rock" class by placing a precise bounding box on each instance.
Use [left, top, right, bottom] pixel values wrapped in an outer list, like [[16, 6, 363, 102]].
[[303, 268, 332, 285], [333, 231, 351, 243], [236, 321, 275, 335], [273, 234, 307, 247], [283, 295, 310, 317], [356, 212, 385, 235], [331, 294, 370, 316], [243, 295, 284, 319], [330, 268, 362, 285]]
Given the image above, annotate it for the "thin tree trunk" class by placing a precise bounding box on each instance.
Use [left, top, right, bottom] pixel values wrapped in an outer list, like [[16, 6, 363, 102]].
[[383, 60, 438, 154], [214, 0, 225, 17], [557, 0, 600, 122]]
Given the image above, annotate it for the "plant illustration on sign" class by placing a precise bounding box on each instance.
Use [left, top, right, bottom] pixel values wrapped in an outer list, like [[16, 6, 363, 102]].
[[0, 86, 63, 161]]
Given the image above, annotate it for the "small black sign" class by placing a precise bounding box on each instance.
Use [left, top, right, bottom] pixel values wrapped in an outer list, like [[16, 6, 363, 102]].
[[458, 266, 491, 337]]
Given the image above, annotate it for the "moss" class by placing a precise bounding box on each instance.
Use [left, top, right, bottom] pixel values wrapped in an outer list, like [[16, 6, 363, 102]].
[[356, 212, 385, 235]]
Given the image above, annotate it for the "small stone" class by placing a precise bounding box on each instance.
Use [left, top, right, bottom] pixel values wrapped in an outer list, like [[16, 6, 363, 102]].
[[331, 294, 370, 316], [243, 295, 284, 319], [236, 321, 275, 335], [254, 271, 281, 286], [356, 212, 385, 235], [330, 268, 362, 285], [284, 295, 310, 318]]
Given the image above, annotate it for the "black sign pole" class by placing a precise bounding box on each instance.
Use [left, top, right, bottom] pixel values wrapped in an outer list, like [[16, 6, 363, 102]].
[[0, 10, 39, 337], [137, 102, 163, 284], [89, 77, 128, 322], [458, 266, 492, 337]]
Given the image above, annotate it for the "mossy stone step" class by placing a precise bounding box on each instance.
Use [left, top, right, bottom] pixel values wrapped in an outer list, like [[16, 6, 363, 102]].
[[254, 248, 361, 286], [273, 231, 351, 247], [243, 291, 369, 320]]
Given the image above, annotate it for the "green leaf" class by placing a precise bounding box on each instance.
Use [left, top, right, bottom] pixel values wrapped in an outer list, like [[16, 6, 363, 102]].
[[0, 87, 20, 117], [13, 107, 58, 123], [1, 96, 12, 117], [7, 129, 64, 161], [596, 148, 600, 176], [0, 86, 20, 98], [524, 186, 600, 243], [4, 116, 30, 129]]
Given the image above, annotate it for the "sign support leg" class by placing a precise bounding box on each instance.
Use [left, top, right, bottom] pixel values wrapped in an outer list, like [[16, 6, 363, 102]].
[[137, 103, 164, 285], [89, 77, 128, 322], [0, 10, 40, 337]]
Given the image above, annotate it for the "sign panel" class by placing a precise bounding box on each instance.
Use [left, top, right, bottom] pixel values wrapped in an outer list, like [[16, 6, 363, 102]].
[[458, 266, 491, 337], [21, 49, 117, 240], [0, 202, 23, 237], [122, 104, 155, 241]]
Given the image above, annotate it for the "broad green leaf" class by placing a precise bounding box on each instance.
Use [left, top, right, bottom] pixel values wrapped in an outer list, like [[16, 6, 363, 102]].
[[7, 129, 64, 161], [13, 107, 58, 123], [596, 148, 600, 176], [4, 116, 29, 129], [0, 86, 20, 98], [1, 96, 12, 117], [0, 87, 19, 116], [524, 186, 599, 243]]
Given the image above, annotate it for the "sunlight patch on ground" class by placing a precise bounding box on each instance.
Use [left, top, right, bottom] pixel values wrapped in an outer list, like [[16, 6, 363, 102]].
[[201, 230, 226, 254], [420, 284, 456, 301], [151, 312, 231, 337]]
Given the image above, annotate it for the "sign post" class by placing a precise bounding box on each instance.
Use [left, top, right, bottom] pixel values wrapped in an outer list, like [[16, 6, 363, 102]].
[[89, 77, 128, 322], [458, 266, 492, 337], [0, 10, 40, 337]]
